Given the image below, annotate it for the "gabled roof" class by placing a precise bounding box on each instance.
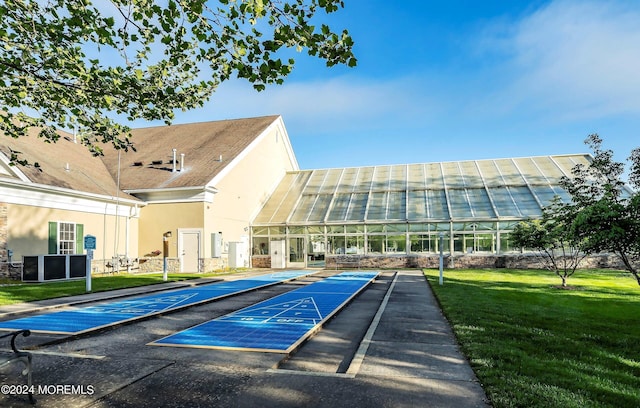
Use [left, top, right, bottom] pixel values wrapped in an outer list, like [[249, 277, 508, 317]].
[[100, 115, 281, 190], [0, 127, 137, 200]]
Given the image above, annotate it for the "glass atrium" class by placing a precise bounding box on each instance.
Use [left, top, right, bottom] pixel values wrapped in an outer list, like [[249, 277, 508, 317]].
[[251, 154, 590, 267]]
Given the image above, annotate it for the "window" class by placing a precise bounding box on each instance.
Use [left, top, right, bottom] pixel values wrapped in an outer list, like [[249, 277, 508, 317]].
[[58, 222, 75, 254], [328, 235, 346, 254], [48, 221, 83, 255], [253, 237, 269, 255]]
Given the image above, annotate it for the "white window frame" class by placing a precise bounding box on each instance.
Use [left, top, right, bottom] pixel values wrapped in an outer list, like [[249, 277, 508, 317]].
[[58, 222, 76, 255]]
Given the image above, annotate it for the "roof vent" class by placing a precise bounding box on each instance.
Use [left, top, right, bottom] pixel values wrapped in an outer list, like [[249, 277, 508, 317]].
[[172, 148, 177, 172]]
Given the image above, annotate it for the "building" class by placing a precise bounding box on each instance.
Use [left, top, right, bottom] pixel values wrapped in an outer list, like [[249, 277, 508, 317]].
[[250, 155, 590, 269], [0, 114, 600, 277], [0, 115, 296, 277]]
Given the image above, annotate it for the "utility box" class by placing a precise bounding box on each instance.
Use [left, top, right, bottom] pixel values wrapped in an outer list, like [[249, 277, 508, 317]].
[[228, 241, 247, 268], [22, 254, 87, 282], [211, 232, 222, 258]]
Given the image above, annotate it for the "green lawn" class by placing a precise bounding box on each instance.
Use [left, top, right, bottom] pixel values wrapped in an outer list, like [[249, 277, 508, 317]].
[[424, 268, 640, 408], [0, 273, 220, 306]]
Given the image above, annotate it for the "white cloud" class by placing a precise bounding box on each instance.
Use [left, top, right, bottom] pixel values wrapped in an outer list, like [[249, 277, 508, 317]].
[[188, 74, 440, 135], [478, 0, 640, 119]]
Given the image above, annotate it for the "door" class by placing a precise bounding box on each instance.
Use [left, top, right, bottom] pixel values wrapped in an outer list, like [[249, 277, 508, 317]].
[[288, 237, 306, 268], [179, 230, 201, 272], [270, 239, 286, 269]]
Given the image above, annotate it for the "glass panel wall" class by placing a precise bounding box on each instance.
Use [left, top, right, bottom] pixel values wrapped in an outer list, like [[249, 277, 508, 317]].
[[308, 234, 326, 266], [251, 156, 589, 263]]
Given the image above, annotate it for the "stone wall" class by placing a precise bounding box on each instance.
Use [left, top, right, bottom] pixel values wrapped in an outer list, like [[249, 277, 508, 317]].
[[324, 253, 626, 270], [251, 255, 271, 268]]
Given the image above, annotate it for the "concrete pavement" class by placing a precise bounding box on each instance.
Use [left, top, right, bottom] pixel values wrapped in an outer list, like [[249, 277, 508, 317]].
[[0, 270, 490, 407]]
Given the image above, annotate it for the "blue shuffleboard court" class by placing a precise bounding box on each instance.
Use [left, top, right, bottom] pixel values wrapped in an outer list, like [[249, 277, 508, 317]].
[[0, 271, 313, 335], [149, 271, 379, 353]]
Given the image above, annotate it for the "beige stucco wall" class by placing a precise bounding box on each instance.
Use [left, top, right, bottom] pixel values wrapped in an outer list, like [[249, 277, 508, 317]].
[[207, 124, 296, 255], [6, 203, 138, 262], [138, 202, 204, 258]]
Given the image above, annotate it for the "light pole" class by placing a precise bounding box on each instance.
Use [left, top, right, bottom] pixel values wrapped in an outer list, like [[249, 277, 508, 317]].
[[163, 231, 172, 281]]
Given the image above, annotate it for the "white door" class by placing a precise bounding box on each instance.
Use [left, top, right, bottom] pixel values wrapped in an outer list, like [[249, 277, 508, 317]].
[[270, 239, 286, 269], [179, 230, 201, 272]]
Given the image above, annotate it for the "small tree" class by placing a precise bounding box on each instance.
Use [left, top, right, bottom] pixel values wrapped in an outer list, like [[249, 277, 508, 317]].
[[511, 197, 589, 287], [560, 135, 640, 285]]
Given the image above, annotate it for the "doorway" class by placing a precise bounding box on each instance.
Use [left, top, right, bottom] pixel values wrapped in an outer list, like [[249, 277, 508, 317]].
[[288, 237, 306, 268], [179, 229, 201, 272]]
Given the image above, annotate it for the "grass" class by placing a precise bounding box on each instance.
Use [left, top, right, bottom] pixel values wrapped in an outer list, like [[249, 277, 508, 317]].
[[424, 268, 640, 408], [0, 273, 222, 306]]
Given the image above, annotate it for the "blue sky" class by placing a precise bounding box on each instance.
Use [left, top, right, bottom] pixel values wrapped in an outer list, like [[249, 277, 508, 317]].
[[167, 0, 640, 172]]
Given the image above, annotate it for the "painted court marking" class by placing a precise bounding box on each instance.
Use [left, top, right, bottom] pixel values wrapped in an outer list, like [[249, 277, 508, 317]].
[[0, 271, 313, 335], [149, 271, 379, 353]]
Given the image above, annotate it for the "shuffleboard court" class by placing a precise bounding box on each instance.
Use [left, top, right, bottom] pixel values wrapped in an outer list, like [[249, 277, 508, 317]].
[[149, 271, 379, 353], [0, 271, 313, 335]]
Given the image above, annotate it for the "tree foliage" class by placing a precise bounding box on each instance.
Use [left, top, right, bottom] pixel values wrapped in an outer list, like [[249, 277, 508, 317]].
[[560, 134, 640, 286], [511, 197, 588, 287], [0, 0, 356, 164]]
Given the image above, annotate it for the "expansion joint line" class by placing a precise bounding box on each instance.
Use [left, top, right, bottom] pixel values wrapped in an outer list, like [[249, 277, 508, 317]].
[[345, 271, 399, 376]]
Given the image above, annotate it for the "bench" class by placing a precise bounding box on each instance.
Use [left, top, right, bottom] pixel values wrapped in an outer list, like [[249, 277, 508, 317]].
[[0, 329, 35, 404]]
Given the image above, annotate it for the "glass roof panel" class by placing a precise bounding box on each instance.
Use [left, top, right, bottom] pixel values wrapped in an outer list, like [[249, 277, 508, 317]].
[[467, 188, 495, 218], [487, 187, 520, 217], [318, 169, 343, 194], [509, 186, 542, 217], [530, 185, 571, 206], [459, 162, 483, 187], [371, 166, 391, 191], [389, 165, 406, 191], [531, 156, 565, 183], [346, 193, 368, 221], [495, 159, 526, 185], [425, 163, 445, 189], [336, 167, 359, 193], [447, 189, 473, 218], [387, 191, 407, 220], [512, 157, 547, 184], [408, 190, 427, 220], [477, 160, 504, 187], [426, 190, 449, 219], [253, 172, 310, 223], [552, 155, 581, 177], [366, 191, 387, 220], [407, 164, 426, 190], [303, 169, 329, 195], [354, 166, 374, 193], [327, 193, 350, 221], [289, 194, 317, 223], [306, 194, 333, 222], [551, 185, 572, 203], [442, 162, 465, 188]]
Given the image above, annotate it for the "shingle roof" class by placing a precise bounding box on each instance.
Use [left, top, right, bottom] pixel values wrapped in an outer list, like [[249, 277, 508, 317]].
[[99, 115, 280, 190], [0, 128, 136, 200]]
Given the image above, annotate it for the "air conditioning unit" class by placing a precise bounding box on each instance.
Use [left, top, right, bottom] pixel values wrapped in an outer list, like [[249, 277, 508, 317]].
[[22, 255, 87, 282]]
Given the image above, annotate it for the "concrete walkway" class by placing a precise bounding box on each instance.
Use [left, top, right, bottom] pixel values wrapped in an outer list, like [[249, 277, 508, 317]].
[[0, 270, 490, 407]]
